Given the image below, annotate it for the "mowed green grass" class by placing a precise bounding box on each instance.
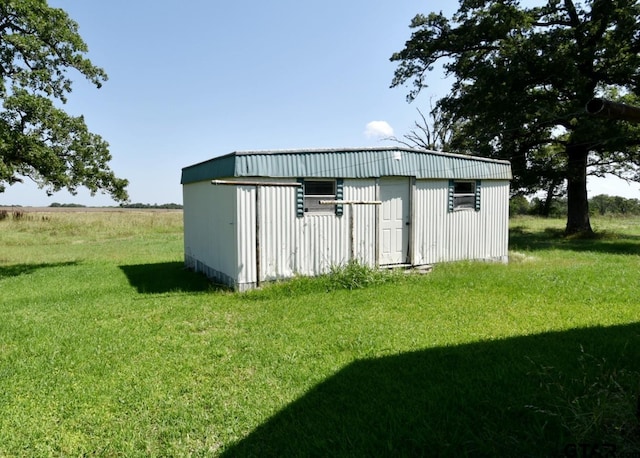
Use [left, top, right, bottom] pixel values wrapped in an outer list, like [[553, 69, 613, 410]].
[[0, 211, 639, 456]]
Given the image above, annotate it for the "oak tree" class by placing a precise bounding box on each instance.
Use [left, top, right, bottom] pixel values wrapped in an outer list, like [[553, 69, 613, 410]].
[[391, 0, 640, 234], [0, 0, 128, 201]]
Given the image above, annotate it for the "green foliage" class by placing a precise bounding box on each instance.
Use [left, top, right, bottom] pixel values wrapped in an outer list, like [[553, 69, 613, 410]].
[[509, 194, 530, 216], [324, 260, 400, 291], [512, 194, 640, 217], [391, 0, 640, 234], [590, 194, 640, 216], [0, 0, 128, 201], [243, 260, 402, 301], [530, 196, 569, 218]]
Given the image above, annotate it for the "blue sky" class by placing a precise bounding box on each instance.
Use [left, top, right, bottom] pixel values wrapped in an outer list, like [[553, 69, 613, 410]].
[[1, 0, 638, 206]]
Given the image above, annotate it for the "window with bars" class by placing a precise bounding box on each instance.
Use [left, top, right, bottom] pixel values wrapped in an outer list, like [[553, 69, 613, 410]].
[[448, 180, 481, 212], [304, 180, 335, 213], [296, 178, 344, 216]]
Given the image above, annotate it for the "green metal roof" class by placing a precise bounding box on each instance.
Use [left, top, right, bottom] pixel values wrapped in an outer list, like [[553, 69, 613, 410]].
[[181, 147, 512, 184]]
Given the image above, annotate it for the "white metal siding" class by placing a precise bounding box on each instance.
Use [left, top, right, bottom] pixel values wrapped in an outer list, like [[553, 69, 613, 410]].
[[412, 179, 509, 264], [184, 177, 509, 291], [236, 186, 257, 289], [292, 179, 378, 276], [259, 185, 298, 281], [345, 179, 377, 267], [183, 181, 238, 285], [479, 181, 510, 260], [295, 210, 350, 276]]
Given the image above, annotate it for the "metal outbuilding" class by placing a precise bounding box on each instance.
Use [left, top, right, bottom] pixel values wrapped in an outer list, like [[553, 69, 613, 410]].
[[181, 146, 512, 291]]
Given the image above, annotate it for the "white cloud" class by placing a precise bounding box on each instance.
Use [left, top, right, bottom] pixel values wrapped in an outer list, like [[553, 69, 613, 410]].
[[364, 120, 394, 139]]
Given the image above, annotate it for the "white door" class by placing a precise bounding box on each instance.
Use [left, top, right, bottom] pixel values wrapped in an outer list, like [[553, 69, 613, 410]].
[[379, 177, 410, 265]]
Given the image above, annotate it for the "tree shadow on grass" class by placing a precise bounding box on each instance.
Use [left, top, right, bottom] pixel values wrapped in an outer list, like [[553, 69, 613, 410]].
[[119, 262, 224, 294], [0, 261, 78, 279], [221, 323, 640, 457], [510, 226, 640, 255]]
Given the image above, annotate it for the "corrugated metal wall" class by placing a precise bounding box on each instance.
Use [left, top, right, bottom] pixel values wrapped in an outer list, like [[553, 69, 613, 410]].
[[184, 177, 509, 290], [294, 212, 350, 276], [236, 185, 257, 288], [183, 181, 238, 286], [346, 179, 377, 266], [412, 180, 509, 264], [258, 184, 298, 281], [235, 178, 379, 286], [292, 178, 378, 277]]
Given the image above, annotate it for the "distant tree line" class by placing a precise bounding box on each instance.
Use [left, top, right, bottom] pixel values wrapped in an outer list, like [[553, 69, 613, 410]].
[[49, 203, 86, 208], [511, 195, 640, 217], [49, 203, 183, 209], [119, 203, 183, 209]]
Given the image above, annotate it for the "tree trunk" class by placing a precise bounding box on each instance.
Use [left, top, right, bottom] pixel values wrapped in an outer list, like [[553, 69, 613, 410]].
[[565, 144, 593, 235], [542, 180, 558, 217]]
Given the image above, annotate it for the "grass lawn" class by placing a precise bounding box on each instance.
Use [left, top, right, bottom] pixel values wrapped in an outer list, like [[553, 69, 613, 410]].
[[0, 210, 639, 456]]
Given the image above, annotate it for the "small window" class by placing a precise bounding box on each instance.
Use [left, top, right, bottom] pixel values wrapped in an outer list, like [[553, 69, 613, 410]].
[[453, 181, 476, 210], [448, 180, 480, 212], [304, 179, 335, 214]]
